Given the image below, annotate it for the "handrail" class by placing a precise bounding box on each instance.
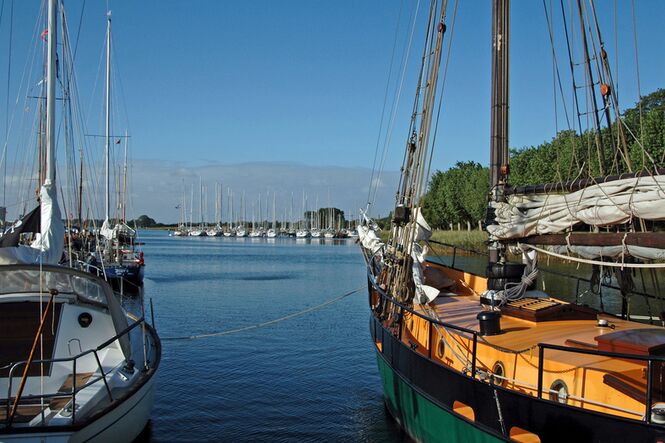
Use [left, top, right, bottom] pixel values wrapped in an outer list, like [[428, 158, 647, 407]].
[[369, 272, 477, 336], [74, 259, 104, 275], [537, 342, 665, 424], [538, 342, 665, 363], [4, 317, 147, 427], [369, 262, 665, 425], [426, 240, 660, 303]]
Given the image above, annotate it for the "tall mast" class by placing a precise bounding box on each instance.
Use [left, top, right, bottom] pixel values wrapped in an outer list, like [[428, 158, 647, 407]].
[[78, 148, 84, 226], [122, 130, 128, 223], [199, 177, 203, 227], [181, 179, 185, 227], [488, 0, 509, 264], [45, 0, 57, 187], [104, 12, 111, 222], [228, 187, 232, 229], [190, 184, 194, 229]]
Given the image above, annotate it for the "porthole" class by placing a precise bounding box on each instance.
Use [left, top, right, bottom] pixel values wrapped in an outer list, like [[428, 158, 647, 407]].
[[437, 338, 445, 358], [549, 379, 569, 404], [78, 312, 92, 328], [492, 361, 507, 387]]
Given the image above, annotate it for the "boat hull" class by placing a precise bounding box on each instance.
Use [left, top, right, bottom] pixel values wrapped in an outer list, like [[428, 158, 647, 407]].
[[376, 350, 502, 443], [370, 311, 665, 442], [2, 374, 155, 442], [105, 263, 144, 291]]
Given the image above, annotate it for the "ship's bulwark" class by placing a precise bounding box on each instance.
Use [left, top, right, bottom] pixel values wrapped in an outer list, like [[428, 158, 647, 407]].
[[370, 314, 665, 443], [376, 353, 502, 443]]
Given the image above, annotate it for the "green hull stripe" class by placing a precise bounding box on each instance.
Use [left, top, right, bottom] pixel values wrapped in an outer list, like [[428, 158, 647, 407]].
[[377, 354, 503, 443]]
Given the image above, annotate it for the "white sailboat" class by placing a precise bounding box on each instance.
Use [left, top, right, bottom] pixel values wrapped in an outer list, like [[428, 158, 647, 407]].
[[310, 195, 321, 238], [267, 192, 277, 238], [0, 4, 159, 440], [173, 180, 188, 236], [189, 178, 206, 236], [295, 191, 310, 238], [235, 192, 248, 237], [223, 188, 234, 236], [206, 182, 223, 236], [95, 12, 144, 288]]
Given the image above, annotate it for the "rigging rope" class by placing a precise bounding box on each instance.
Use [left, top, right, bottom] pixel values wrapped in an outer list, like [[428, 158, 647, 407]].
[[162, 286, 364, 341], [369, 0, 421, 212], [367, 0, 404, 210]]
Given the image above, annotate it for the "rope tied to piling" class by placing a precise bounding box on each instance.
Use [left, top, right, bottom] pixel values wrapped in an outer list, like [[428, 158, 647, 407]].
[[162, 286, 364, 341]]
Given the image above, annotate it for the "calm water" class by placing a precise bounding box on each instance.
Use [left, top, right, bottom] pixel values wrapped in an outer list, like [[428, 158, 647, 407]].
[[133, 230, 664, 442], [135, 231, 402, 442]]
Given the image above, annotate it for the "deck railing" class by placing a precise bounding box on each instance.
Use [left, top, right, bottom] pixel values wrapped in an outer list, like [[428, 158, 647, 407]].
[[427, 240, 663, 311], [367, 262, 665, 424], [4, 317, 151, 428]]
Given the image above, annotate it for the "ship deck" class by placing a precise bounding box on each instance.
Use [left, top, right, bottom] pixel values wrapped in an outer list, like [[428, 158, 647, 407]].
[[390, 260, 665, 421]]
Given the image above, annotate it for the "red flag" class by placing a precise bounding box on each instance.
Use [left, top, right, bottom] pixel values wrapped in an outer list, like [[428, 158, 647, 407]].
[[40, 29, 48, 41]]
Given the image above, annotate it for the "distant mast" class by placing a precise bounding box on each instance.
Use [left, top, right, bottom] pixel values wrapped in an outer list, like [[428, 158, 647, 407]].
[[488, 0, 509, 265]]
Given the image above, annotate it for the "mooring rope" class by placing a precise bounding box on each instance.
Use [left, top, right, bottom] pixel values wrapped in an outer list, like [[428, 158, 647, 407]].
[[162, 286, 364, 341]]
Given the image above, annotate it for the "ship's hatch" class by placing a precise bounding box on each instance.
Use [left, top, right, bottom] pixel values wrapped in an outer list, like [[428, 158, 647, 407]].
[[500, 297, 597, 322]]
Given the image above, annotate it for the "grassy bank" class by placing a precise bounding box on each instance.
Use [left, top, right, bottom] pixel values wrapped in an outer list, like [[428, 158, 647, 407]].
[[379, 229, 488, 252], [429, 230, 487, 251]]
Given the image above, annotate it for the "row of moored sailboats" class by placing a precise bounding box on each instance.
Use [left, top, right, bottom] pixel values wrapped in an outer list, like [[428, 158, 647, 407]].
[[0, 3, 158, 442]]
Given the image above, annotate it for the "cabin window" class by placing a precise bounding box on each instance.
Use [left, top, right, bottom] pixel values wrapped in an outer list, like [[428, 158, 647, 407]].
[[492, 361, 507, 387], [452, 400, 475, 422], [549, 379, 569, 404]]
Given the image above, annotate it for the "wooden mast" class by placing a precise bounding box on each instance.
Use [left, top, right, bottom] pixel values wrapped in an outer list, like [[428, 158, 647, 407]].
[[488, 0, 509, 265]]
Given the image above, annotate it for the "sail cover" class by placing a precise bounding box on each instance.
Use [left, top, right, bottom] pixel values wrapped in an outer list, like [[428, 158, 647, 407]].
[[0, 205, 40, 247], [488, 175, 665, 240], [0, 183, 64, 265], [100, 219, 115, 240]]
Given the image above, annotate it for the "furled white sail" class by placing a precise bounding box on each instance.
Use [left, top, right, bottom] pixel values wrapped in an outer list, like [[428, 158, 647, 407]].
[[358, 224, 383, 252], [414, 207, 433, 242], [100, 218, 115, 240], [488, 176, 665, 239], [411, 210, 438, 303], [0, 182, 64, 265]]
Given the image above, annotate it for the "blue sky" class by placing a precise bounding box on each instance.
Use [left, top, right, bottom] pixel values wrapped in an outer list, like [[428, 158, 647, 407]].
[[0, 1, 663, 222]]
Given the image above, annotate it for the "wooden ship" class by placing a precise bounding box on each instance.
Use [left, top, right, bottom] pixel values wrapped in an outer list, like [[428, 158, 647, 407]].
[[359, 0, 665, 441]]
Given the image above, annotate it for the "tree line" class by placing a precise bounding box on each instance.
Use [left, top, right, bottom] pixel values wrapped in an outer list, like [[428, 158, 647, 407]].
[[421, 89, 665, 229]]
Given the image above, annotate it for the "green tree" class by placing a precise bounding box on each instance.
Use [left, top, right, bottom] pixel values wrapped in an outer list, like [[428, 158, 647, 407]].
[[133, 215, 157, 228]]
